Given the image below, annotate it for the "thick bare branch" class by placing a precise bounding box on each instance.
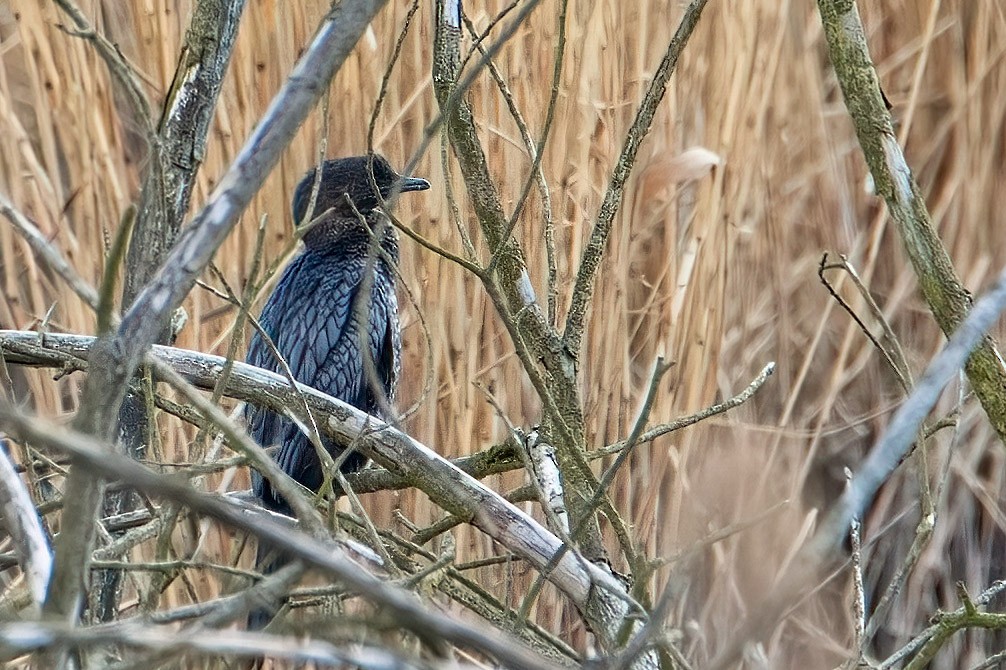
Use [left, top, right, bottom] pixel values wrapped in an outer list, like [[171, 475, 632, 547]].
[[0, 620, 426, 668], [122, 0, 248, 310], [112, 2, 249, 619], [562, 0, 709, 357], [431, 0, 624, 581], [0, 330, 632, 615], [816, 0, 1006, 443]]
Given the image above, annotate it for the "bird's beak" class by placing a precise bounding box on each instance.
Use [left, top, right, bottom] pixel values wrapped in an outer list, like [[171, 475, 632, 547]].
[[399, 176, 431, 193]]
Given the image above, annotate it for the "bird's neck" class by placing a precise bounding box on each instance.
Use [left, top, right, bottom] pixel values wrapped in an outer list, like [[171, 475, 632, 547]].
[[301, 213, 399, 260]]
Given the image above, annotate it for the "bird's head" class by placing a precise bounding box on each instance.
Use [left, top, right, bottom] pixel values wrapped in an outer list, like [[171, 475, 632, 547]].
[[292, 154, 430, 226]]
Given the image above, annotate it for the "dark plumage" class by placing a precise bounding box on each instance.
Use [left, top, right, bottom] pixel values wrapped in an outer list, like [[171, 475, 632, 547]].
[[247, 154, 428, 513], [244, 155, 427, 627]]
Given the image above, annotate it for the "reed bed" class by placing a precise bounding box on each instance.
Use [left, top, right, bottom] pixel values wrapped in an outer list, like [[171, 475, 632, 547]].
[[1, 0, 1005, 667]]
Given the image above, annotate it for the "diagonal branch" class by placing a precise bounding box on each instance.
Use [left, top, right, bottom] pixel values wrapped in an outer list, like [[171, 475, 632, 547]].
[[0, 402, 564, 670], [122, 0, 248, 311], [816, 0, 1006, 444], [710, 260, 1006, 669], [562, 0, 709, 358], [0, 330, 634, 619]]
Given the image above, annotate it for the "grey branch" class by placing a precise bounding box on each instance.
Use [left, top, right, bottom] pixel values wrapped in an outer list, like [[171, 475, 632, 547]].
[[0, 620, 430, 669], [108, 7, 250, 623], [0, 400, 566, 670], [0, 192, 99, 311], [123, 0, 248, 308], [0, 331, 635, 628], [562, 0, 709, 357], [710, 261, 1006, 670], [816, 0, 1006, 443], [0, 441, 52, 610]]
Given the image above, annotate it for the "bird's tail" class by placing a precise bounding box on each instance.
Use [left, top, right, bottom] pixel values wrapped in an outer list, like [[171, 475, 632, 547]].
[[247, 537, 291, 630], [247, 514, 292, 630]]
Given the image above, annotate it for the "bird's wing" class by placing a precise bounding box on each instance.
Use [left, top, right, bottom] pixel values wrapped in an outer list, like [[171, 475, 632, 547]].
[[315, 264, 399, 415], [244, 254, 364, 448], [245, 252, 400, 506]]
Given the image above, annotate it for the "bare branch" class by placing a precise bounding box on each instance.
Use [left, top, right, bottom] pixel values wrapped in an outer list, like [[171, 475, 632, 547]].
[[592, 361, 776, 458], [112, 2, 249, 618], [0, 192, 99, 311], [432, 0, 618, 578], [0, 620, 425, 669], [0, 331, 635, 624], [816, 0, 1006, 443], [431, 0, 574, 407], [563, 0, 709, 357], [880, 581, 1006, 670], [122, 0, 248, 310], [52, 0, 156, 141], [710, 260, 1006, 669], [0, 400, 566, 670], [0, 440, 51, 610]]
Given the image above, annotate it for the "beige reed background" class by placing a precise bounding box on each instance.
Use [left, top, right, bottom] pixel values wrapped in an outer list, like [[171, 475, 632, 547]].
[[1, 1, 1005, 667]]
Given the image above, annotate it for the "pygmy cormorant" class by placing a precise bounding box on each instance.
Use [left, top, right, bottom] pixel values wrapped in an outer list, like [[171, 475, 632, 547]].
[[246, 154, 429, 515]]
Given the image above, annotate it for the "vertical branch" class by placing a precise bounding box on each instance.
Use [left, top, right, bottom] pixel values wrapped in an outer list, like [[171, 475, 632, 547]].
[[430, 0, 575, 393], [102, 0, 248, 623]]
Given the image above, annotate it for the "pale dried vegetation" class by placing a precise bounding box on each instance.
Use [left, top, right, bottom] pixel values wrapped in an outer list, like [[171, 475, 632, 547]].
[[1, 1, 1005, 668]]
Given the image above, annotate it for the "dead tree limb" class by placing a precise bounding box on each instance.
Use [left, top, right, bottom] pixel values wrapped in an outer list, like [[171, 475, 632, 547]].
[[816, 0, 1006, 443]]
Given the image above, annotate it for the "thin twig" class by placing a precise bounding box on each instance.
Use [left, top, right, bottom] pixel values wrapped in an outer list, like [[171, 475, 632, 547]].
[[563, 0, 710, 357]]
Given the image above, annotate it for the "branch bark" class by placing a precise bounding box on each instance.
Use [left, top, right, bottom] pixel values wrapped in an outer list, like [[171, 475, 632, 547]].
[[0, 330, 634, 619], [105, 0, 248, 624], [562, 0, 709, 358], [0, 402, 566, 670], [816, 0, 1006, 443], [431, 0, 610, 570]]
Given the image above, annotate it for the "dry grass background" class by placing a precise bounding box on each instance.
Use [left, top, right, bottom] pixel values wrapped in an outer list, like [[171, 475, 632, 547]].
[[1, 0, 1005, 667]]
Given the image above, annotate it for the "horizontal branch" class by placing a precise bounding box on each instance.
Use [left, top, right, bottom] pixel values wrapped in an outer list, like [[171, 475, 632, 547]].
[[0, 620, 424, 668], [710, 260, 1006, 669], [0, 330, 634, 619]]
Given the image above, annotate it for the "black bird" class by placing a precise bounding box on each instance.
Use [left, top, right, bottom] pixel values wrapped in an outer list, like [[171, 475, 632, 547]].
[[245, 155, 428, 625], [247, 154, 429, 513]]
